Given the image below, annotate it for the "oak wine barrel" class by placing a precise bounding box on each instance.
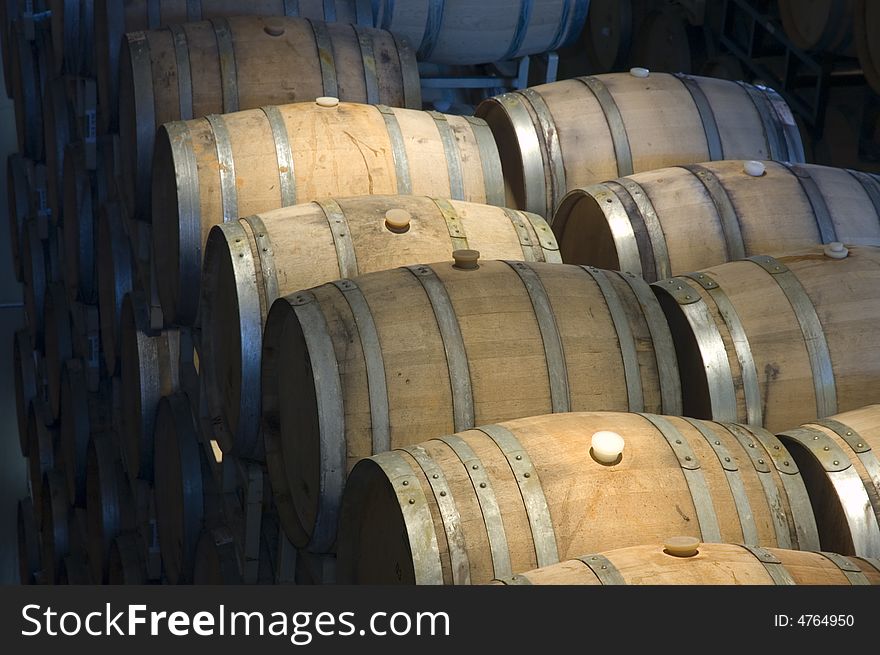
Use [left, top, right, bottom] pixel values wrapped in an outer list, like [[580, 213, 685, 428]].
[[47, 0, 95, 75], [475, 71, 804, 219], [553, 161, 880, 282], [572, 0, 656, 74], [263, 259, 683, 552], [192, 523, 278, 585], [17, 497, 41, 584], [62, 141, 101, 304], [119, 15, 419, 222], [336, 411, 819, 584], [44, 282, 72, 421], [10, 21, 48, 159], [7, 153, 32, 282], [27, 398, 56, 529], [133, 480, 163, 581], [0, 0, 19, 97], [652, 246, 880, 432], [108, 532, 148, 584], [58, 553, 92, 584], [95, 0, 372, 131], [14, 329, 42, 456], [60, 358, 112, 507], [97, 201, 134, 376], [86, 432, 136, 583], [777, 405, 880, 558], [22, 219, 49, 346], [855, 0, 880, 95], [152, 100, 505, 325], [40, 469, 70, 584], [493, 540, 880, 585], [778, 0, 855, 57], [202, 195, 560, 457], [373, 0, 589, 65], [69, 300, 102, 392], [120, 291, 181, 483], [43, 76, 75, 225]]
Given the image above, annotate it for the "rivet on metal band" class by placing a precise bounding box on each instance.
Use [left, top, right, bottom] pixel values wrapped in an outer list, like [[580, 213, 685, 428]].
[[503, 209, 538, 262], [205, 114, 238, 224], [681, 164, 746, 263], [684, 271, 761, 426], [605, 181, 658, 280], [502, 0, 534, 60], [322, 0, 337, 21], [260, 105, 296, 207], [436, 434, 512, 579], [748, 255, 837, 418], [520, 211, 562, 263], [576, 76, 634, 177], [654, 278, 737, 421], [290, 292, 347, 554], [739, 544, 796, 585], [507, 261, 570, 413], [815, 419, 880, 509], [403, 444, 470, 585], [639, 413, 723, 542], [417, 0, 445, 60], [577, 554, 627, 585], [739, 423, 821, 551], [372, 451, 443, 585], [211, 18, 239, 113], [283, 0, 300, 16], [376, 106, 412, 195], [308, 19, 338, 98], [241, 214, 279, 314], [429, 111, 465, 201], [614, 270, 682, 415], [431, 197, 469, 251], [519, 88, 566, 213], [333, 278, 389, 456], [615, 178, 670, 281], [462, 115, 505, 207], [582, 267, 644, 411], [589, 185, 642, 276], [353, 26, 380, 106], [783, 163, 837, 244], [683, 417, 759, 545], [675, 73, 724, 161], [317, 199, 359, 280], [737, 81, 787, 162], [478, 423, 559, 568], [186, 0, 202, 22], [168, 24, 194, 121], [391, 34, 421, 110], [483, 93, 546, 216], [165, 121, 202, 323], [126, 32, 156, 211], [846, 169, 880, 221], [406, 266, 474, 432], [820, 552, 871, 585]]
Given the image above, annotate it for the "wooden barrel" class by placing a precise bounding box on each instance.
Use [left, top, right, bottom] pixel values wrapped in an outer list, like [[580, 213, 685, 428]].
[[779, 0, 855, 56], [7, 153, 32, 282], [152, 100, 505, 326], [22, 219, 49, 346], [336, 411, 819, 584], [58, 553, 92, 584], [60, 359, 112, 507], [699, 54, 747, 82], [154, 392, 220, 585], [855, 0, 880, 95], [202, 195, 560, 457], [69, 300, 103, 392], [263, 259, 683, 552], [652, 246, 880, 432], [120, 291, 181, 482], [27, 398, 56, 530], [777, 405, 880, 558], [119, 16, 420, 223], [14, 329, 40, 456], [573, 0, 655, 74], [17, 497, 41, 584], [193, 524, 277, 584], [86, 432, 136, 583], [97, 201, 134, 377], [62, 142, 99, 304], [374, 0, 589, 65], [492, 540, 880, 585], [47, 0, 95, 75], [0, 0, 18, 97], [94, 0, 372, 133], [40, 469, 70, 584], [475, 72, 805, 220], [108, 532, 148, 584], [134, 480, 163, 581], [10, 21, 46, 159], [66, 505, 88, 559], [44, 283, 72, 421], [629, 7, 703, 75], [553, 161, 880, 282], [43, 76, 75, 225]]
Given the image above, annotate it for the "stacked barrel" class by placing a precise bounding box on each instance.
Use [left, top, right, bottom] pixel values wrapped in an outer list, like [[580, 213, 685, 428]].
[[7, 1, 880, 587]]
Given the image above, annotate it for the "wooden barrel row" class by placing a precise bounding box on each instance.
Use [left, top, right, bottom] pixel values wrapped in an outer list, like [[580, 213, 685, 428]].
[[338, 404, 880, 584]]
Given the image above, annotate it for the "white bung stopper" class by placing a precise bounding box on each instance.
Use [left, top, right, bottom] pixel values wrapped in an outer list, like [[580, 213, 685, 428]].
[[743, 160, 766, 177], [630, 67, 650, 78], [316, 96, 339, 108], [664, 536, 701, 558], [385, 209, 412, 233], [591, 431, 625, 464], [823, 242, 849, 259]]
